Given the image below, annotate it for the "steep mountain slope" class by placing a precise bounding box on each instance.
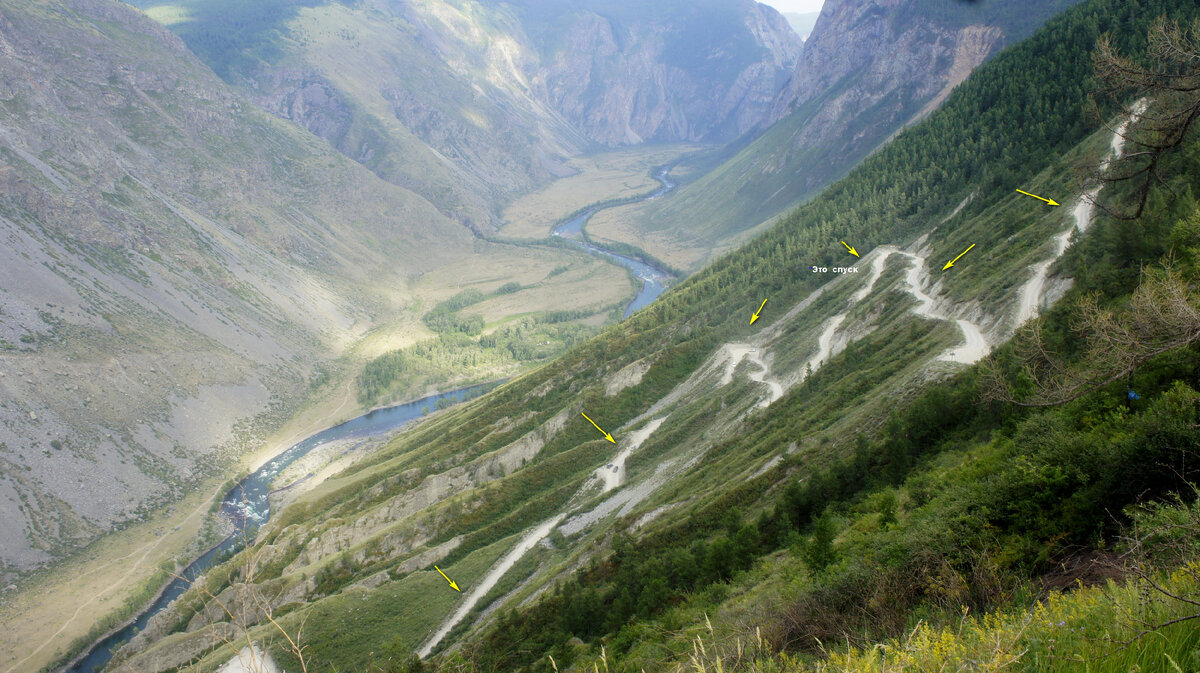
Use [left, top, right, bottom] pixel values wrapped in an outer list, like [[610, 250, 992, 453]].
[[509, 0, 801, 144], [586, 0, 1083, 271], [130, 0, 801, 232], [100, 1, 1200, 671], [0, 0, 631, 582]]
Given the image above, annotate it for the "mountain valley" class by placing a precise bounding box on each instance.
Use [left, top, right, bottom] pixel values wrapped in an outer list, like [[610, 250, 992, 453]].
[[4, 0, 1200, 672], [585, 0, 1086, 272]]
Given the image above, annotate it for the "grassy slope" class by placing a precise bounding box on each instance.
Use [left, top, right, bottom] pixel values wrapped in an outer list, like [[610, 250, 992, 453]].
[[498, 145, 704, 241], [496, 123, 1200, 671], [0, 1, 637, 670], [587, 0, 1084, 273], [103, 0, 1200, 670]]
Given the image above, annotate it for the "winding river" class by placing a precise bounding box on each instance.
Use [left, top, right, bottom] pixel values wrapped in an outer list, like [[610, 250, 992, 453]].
[[67, 382, 500, 673], [69, 167, 679, 672], [553, 166, 677, 317]]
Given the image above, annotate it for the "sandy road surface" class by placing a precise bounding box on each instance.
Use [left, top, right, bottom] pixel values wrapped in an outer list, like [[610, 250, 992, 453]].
[[597, 418, 666, 492], [1015, 101, 1144, 327], [417, 514, 568, 657]]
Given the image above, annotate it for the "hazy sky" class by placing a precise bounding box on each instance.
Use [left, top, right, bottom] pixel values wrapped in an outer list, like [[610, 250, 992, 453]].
[[760, 0, 825, 14]]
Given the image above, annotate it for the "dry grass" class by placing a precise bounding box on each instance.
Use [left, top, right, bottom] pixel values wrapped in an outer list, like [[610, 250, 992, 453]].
[[500, 145, 699, 240], [0, 482, 221, 673], [411, 246, 633, 324], [586, 203, 721, 271]]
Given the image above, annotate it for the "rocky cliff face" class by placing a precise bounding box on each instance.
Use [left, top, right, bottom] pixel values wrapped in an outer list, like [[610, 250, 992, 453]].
[[0, 0, 473, 574], [525, 0, 802, 145], [594, 0, 1081, 272], [132, 0, 801, 231], [770, 0, 1006, 163]]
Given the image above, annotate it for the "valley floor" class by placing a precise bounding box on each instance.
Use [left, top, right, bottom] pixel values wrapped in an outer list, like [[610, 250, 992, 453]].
[[0, 374, 365, 673], [499, 145, 707, 242], [0, 155, 657, 673]]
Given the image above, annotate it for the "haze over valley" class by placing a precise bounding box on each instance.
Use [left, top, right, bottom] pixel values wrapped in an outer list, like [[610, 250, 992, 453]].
[[3, 1, 1200, 672]]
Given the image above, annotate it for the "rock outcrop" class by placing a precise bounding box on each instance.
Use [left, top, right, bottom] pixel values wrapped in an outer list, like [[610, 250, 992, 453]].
[[0, 0, 472, 573], [141, 0, 801, 231], [588, 0, 1080, 272], [525, 0, 801, 145]]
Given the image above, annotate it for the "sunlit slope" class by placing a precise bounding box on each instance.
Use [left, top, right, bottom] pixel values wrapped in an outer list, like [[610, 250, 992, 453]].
[[116, 125, 1112, 673], [103, 0, 1200, 670], [0, 0, 463, 573], [130, 0, 800, 232], [129, 0, 586, 232], [588, 0, 1084, 271]]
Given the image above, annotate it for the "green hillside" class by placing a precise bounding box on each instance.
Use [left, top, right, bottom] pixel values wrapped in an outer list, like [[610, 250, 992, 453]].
[[588, 0, 1084, 272], [101, 1, 1200, 672]]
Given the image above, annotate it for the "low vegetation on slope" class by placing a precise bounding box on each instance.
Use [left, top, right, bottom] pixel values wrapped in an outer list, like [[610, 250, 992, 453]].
[[105, 2, 1200, 672], [355, 286, 607, 408], [585, 0, 1084, 272], [456, 16, 1200, 673]]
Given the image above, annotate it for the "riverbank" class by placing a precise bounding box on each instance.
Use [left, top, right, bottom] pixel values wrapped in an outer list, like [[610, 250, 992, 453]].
[[64, 382, 503, 673], [499, 145, 703, 240], [2, 148, 693, 673], [0, 370, 372, 673], [550, 165, 680, 317]]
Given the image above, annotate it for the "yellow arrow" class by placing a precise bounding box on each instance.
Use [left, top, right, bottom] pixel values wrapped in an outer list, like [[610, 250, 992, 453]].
[[435, 565, 460, 592], [841, 241, 860, 257], [581, 412, 616, 443], [750, 298, 768, 325], [942, 243, 976, 271], [1015, 189, 1060, 207]]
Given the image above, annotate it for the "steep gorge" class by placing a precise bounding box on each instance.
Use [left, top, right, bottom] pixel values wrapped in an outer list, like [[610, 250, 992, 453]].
[[93, 0, 1192, 667], [133, 0, 802, 232], [586, 0, 1084, 271]]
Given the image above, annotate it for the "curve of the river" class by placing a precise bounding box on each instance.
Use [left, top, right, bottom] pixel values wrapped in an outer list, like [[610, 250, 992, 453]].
[[553, 166, 677, 317], [66, 382, 501, 673]]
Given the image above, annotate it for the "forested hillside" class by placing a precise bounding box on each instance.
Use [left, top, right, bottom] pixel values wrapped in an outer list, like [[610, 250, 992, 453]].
[[96, 1, 1200, 672], [586, 0, 1082, 271]]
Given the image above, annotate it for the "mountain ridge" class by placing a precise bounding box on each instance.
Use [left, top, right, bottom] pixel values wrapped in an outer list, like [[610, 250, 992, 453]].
[[783, 11, 819, 40], [132, 0, 802, 231], [584, 0, 1083, 272], [0, 0, 632, 586], [92, 1, 1200, 671]]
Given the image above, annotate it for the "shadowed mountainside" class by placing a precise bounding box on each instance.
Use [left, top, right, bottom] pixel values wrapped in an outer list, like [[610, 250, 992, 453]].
[[131, 0, 802, 232]]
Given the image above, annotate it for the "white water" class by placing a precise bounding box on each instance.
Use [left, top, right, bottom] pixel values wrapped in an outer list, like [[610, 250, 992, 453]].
[[597, 418, 666, 491], [418, 513, 567, 657], [1014, 100, 1147, 327]]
